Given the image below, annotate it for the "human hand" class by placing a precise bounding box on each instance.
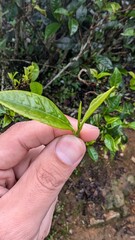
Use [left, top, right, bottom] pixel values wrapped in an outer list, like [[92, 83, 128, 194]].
[[0, 118, 99, 240]]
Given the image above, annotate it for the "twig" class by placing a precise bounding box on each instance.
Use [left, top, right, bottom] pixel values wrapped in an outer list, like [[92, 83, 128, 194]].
[[0, 59, 32, 64], [78, 68, 90, 85], [39, 60, 49, 74], [44, 36, 91, 89], [0, 2, 2, 37], [85, 90, 98, 97], [44, 62, 72, 89], [1, 67, 5, 91], [14, 21, 20, 57]]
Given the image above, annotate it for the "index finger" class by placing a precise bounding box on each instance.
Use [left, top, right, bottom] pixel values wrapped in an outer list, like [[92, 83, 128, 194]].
[[0, 117, 99, 169]]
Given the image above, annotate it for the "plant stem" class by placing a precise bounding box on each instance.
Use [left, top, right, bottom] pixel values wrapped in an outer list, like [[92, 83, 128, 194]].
[[75, 123, 84, 137]]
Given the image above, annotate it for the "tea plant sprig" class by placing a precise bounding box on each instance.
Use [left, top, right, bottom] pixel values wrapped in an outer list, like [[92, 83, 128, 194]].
[[76, 86, 115, 136], [0, 87, 115, 136]]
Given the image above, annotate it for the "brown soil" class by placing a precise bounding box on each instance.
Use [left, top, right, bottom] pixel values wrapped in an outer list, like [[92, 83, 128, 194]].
[[47, 129, 135, 240]]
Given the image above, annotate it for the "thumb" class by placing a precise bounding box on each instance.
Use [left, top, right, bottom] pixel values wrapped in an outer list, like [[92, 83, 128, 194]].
[[0, 135, 86, 237]]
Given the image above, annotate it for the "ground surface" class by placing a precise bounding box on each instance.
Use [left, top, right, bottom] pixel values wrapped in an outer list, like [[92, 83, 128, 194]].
[[47, 129, 135, 240]]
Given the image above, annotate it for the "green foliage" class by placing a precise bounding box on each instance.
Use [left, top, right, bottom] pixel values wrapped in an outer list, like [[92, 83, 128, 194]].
[[1, 0, 135, 71], [104, 2, 121, 14], [77, 101, 82, 130], [109, 68, 122, 88], [8, 72, 19, 86], [34, 4, 46, 16], [45, 22, 61, 40], [87, 145, 98, 162], [23, 62, 40, 82], [122, 27, 135, 37], [104, 134, 118, 152], [68, 18, 79, 36], [50, 0, 62, 13], [30, 82, 43, 95], [54, 8, 69, 16], [88, 84, 134, 161], [95, 56, 113, 72], [2, 114, 12, 128], [90, 69, 111, 80], [0, 105, 15, 129], [8, 62, 43, 95], [44, 2, 80, 39], [127, 122, 135, 130], [129, 71, 135, 90]]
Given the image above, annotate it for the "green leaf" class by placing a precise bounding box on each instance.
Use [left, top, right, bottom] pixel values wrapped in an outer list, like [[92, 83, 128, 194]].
[[129, 72, 135, 90], [95, 0, 104, 8], [8, 71, 20, 86], [106, 95, 121, 112], [77, 101, 82, 130], [50, 0, 62, 12], [56, 37, 72, 50], [45, 22, 61, 40], [81, 87, 115, 125], [87, 146, 98, 162], [104, 134, 116, 152], [122, 102, 134, 116], [0, 105, 6, 116], [104, 2, 121, 14], [129, 71, 135, 78], [90, 68, 98, 79], [0, 38, 6, 51], [2, 115, 12, 128], [114, 137, 121, 151], [110, 119, 123, 128], [68, 18, 79, 36], [8, 71, 18, 81], [30, 82, 43, 95], [128, 122, 135, 130], [95, 55, 113, 72], [109, 67, 122, 88], [97, 72, 111, 79], [23, 67, 29, 79], [0, 90, 74, 131], [30, 62, 40, 81], [55, 8, 69, 16], [104, 115, 121, 124], [110, 2, 121, 13], [90, 69, 111, 80], [89, 113, 101, 127], [34, 5, 46, 16], [67, 0, 86, 12], [128, 10, 135, 17], [130, 79, 135, 90], [121, 27, 135, 37], [76, 5, 87, 22]]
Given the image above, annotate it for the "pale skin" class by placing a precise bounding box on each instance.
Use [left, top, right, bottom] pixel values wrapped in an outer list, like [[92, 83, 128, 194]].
[[0, 117, 99, 240]]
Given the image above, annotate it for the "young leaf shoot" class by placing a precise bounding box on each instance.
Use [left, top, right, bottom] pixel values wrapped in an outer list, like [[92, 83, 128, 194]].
[[76, 86, 115, 135], [0, 87, 115, 135], [0, 90, 74, 132]]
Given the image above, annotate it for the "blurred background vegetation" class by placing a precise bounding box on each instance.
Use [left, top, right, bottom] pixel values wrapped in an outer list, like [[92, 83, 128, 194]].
[[0, 0, 135, 159]]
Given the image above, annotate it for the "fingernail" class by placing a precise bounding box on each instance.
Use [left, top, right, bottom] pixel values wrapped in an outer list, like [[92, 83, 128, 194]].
[[56, 135, 86, 166], [84, 123, 99, 130]]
